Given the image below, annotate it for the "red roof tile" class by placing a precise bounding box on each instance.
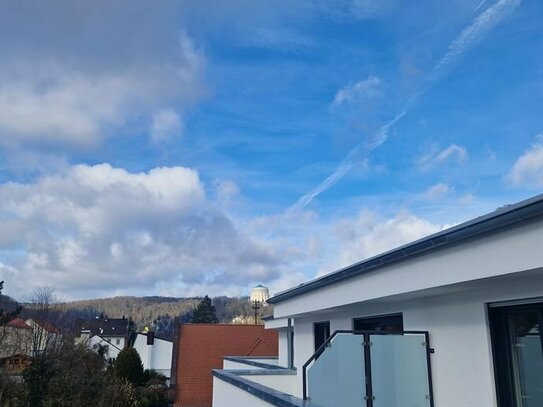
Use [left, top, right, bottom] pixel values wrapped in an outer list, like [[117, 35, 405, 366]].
[[6, 318, 31, 329]]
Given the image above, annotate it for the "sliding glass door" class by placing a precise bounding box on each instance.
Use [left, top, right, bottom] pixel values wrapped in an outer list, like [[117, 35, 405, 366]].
[[489, 303, 543, 407]]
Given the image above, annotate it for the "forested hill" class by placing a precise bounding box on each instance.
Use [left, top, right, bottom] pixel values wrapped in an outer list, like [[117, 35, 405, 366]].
[[63, 295, 257, 339]]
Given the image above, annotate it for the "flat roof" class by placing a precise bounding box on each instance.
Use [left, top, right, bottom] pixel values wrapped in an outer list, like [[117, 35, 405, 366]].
[[268, 193, 543, 304]]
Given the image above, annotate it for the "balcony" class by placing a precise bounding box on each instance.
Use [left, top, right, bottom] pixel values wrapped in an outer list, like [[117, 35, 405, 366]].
[[213, 330, 434, 407]]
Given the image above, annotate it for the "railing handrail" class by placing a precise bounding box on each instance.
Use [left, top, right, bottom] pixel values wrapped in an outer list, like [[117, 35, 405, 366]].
[[302, 329, 433, 404]]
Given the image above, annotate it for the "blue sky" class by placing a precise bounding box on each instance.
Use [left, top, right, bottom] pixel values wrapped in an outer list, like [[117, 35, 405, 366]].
[[0, 0, 542, 300]]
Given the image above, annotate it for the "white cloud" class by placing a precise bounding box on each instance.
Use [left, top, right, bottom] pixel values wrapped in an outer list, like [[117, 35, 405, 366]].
[[214, 179, 240, 205], [330, 210, 446, 270], [0, 164, 292, 299], [421, 183, 452, 201], [0, 2, 206, 152], [417, 144, 469, 171], [432, 0, 521, 81], [0, 162, 465, 301], [333, 76, 382, 106], [151, 110, 183, 144], [507, 142, 543, 187]]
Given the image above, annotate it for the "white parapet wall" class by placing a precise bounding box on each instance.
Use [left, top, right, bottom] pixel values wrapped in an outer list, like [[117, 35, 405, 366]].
[[212, 354, 311, 407], [213, 376, 276, 407], [238, 372, 299, 396], [212, 369, 315, 407]]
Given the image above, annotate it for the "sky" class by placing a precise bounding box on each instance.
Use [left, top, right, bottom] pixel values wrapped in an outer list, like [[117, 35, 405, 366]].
[[0, 0, 542, 301]]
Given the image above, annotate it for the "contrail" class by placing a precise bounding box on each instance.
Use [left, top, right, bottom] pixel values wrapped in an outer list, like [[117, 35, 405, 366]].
[[291, 0, 521, 211], [474, 0, 489, 12]]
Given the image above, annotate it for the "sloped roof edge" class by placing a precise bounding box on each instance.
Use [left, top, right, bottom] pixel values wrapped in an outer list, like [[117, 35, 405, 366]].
[[268, 193, 543, 304]]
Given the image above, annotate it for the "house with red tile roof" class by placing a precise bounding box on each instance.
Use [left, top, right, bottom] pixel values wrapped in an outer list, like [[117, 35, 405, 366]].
[[0, 317, 61, 358], [0, 318, 32, 359], [171, 324, 278, 407]]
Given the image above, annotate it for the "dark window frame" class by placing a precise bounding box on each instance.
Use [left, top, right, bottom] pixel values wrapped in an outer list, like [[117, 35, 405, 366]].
[[352, 313, 404, 332], [313, 321, 331, 352], [489, 302, 543, 407]]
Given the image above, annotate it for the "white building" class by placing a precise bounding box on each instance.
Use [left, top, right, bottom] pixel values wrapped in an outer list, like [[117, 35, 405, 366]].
[[212, 193, 543, 407], [250, 284, 270, 304], [77, 316, 130, 362], [87, 334, 123, 361], [132, 332, 173, 379]]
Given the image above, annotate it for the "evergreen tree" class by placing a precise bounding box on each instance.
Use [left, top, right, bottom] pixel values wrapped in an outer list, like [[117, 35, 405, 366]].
[[0, 281, 21, 324], [191, 295, 218, 323], [114, 347, 144, 386]]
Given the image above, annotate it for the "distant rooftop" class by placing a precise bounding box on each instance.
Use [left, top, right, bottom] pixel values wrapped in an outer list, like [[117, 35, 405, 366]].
[[79, 316, 129, 337], [6, 317, 31, 330]]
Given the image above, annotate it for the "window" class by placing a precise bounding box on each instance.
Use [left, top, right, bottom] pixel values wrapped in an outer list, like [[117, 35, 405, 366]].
[[314, 321, 331, 351], [489, 302, 543, 407], [353, 313, 403, 332], [116, 338, 121, 345]]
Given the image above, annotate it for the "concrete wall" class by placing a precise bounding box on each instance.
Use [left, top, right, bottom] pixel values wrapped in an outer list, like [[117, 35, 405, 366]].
[[212, 376, 274, 407], [286, 271, 543, 407]]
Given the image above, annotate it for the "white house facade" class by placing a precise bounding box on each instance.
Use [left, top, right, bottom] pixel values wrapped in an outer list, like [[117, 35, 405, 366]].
[[87, 334, 123, 361], [132, 332, 173, 379], [77, 316, 130, 363], [212, 194, 543, 407]]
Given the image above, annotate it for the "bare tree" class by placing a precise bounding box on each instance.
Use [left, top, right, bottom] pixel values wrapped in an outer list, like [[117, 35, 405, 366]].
[[25, 287, 65, 357]]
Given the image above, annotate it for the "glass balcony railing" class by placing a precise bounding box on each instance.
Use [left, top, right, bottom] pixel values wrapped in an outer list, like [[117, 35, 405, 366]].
[[303, 330, 434, 407]]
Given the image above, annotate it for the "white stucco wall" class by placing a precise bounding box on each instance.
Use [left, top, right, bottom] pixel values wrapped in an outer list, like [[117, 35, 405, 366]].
[[212, 376, 275, 407], [104, 336, 126, 349], [277, 329, 289, 368], [239, 373, 299, 395], [88, 335, 122, 360], [133, 334, 173, 378], [285, 271, 543, 407]]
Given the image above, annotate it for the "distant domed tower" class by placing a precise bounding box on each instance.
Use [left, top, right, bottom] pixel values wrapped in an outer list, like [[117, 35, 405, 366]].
[[250, 284, 269, 304]]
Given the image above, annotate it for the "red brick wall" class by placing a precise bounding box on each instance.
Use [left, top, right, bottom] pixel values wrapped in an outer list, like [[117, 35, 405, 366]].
[[172, 324, 278, 407]]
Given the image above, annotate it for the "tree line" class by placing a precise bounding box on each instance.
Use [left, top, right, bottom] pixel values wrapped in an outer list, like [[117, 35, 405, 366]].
[[62, 294, 262, 338], [1, 284, 170, 407], [0, 285, 270, 406]]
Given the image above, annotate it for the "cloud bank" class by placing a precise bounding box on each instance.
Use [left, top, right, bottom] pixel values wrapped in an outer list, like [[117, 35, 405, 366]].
[[0, 1, 205, 152], [0, 164, 289, 299], [507, 140, 543, 187]]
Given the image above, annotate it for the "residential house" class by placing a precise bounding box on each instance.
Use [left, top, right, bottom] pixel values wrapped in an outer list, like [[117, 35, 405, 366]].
[[77, 315, 130, 362], [24, 317, 62, 355], [0, 318, 32, 359], [1, 317, 61, 359], [0, 354, 32, 374], [171, 324, 278, 407], [87, 334, 124, 362], [132, 331, 173, 379], [212, 193, 543, 407]]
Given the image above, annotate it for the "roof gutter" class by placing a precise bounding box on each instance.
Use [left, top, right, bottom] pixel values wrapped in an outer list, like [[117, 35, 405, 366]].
[[268, 194, 543, 304]]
